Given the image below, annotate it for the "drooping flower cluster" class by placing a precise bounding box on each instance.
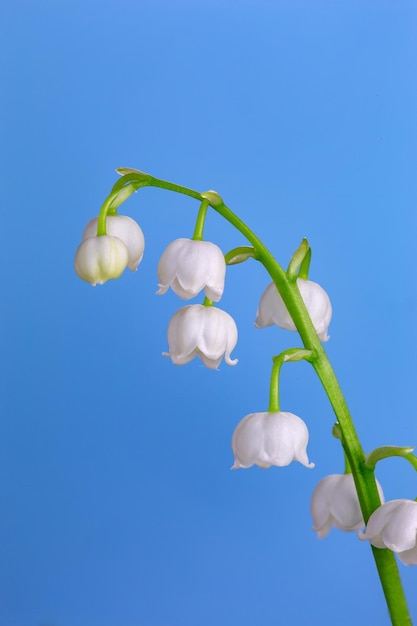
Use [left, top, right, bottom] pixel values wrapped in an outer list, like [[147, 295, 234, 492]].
[[310, 474, 417, 567], [74, 215, 145, 285], [157, 239, 321, 479], [157, 238, 238, 370], [73, 178, 417, 582], [159, 230, 417, 571]]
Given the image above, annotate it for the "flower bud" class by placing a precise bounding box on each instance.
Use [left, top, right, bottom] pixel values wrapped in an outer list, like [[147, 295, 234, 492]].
[[311, 474, 384, 538], [163, 304, 238, 370], [74, 235, 129, 285], [82, 215, 145, 271], [358, 499, 417, 565], [255, 278, 332, 342], [157, 238, 226, 301], [231, 411, 314, 470]]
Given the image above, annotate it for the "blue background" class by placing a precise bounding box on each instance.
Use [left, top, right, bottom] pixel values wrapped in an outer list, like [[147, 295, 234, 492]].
[[1, 1, 416, 625]]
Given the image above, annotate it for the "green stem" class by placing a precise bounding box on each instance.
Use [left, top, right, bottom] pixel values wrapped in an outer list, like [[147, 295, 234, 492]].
[[372, 548, 413, 626], [192, 199, 210, 240], [96, 174, 149, 236], [108, 171, 412, 625], [344, 452, 352, 474], [268, 356, 284, 412], [406, 453, 417, 473], [268, 349, 313, 412], [97, 194, 114, 236], [365, 446, 416, 471]]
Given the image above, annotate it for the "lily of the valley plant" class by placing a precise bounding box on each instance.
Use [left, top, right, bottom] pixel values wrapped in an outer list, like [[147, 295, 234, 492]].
[[74, 167, 417, 626]]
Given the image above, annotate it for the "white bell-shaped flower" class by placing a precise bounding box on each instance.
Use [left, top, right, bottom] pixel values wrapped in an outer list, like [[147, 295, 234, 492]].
[[82, 215, 145, 271], [74, 235, 129, 285], [231, 411, 314, 470], [255, 278, 332, 342], [311, 474, 384, 538], [163, 304, 238, 369], [358, 500, 417, 565], [157, 238, 226, 301]]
